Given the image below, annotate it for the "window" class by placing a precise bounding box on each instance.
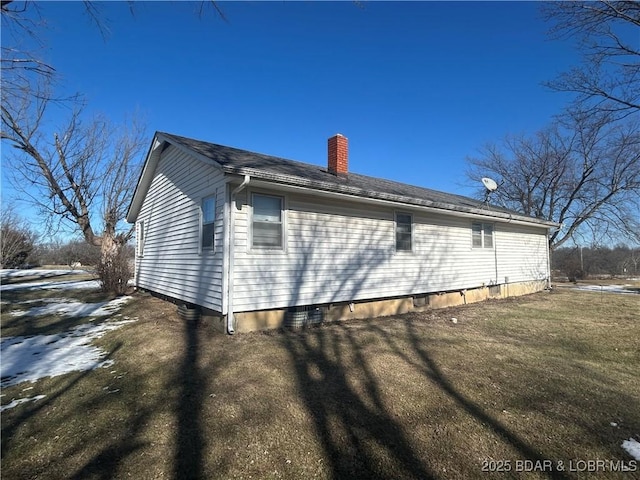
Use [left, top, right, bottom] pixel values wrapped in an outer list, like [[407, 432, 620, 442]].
[[137, 220, 145, 257], [472, 222, 494, 248], [252, 193, 283, 249], [396, 213, 412, 251], [201, 195, 216, 251], [483, 224, 494, 248]]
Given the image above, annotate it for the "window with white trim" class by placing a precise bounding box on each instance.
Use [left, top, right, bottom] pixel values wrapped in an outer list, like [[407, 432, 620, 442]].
[[201, 195, 216, 251], [137, 220, 145, 257], [252, 193, 283, 249], [472, 222, 494, 248], [395, 213, 412, 251]]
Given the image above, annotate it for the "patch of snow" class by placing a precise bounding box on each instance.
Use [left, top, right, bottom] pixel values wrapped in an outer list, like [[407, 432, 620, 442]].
[[10, 296, 132, 318], [574, 284, 638, 295], [0, 279, 102, 292], [0, 269, 84, 280], [0, 394, 46, 412], [1, 278, 134, 292], [0, 318, 136, 387], [18, 297, 73, 305], [622, 438, 640, 461]]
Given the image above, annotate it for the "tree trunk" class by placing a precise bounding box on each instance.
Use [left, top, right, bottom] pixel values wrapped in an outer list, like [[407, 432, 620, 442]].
[[96, 234, 130, 295]]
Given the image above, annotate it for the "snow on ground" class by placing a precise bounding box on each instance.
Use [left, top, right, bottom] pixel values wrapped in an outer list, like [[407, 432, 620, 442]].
[[1, 274, 136, 388], [0, 395, 46, 412], [9, 296, 132, 318], [1, 269, 84, 280], [573, 284, 638, 295], [622, 438, 640, 461], [0, 279, 102, 292], [1, 317, 135, 388]]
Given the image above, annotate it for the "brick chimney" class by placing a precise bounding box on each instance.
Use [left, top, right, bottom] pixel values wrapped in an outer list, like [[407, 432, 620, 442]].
[[328, 134, 348, 176]]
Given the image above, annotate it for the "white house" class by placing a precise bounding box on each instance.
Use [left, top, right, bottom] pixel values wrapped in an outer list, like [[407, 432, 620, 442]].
[[126, 132, 558, 333]]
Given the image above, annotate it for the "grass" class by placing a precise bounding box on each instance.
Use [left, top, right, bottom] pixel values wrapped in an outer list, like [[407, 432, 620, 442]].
[[1, 280, 639, 480]]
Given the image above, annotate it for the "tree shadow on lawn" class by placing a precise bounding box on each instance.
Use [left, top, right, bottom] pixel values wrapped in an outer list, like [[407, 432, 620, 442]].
[[1, 342, 123, 456], [172, 316, 208, 480], [282, 324, 436, 480], [67, 314, 226, 480], [2, 282, 238, 480], [282, 315, 579, 480], [1, 313, 121, 338]]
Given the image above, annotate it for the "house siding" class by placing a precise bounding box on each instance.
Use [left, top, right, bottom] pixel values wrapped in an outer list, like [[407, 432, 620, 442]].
[[134, 145, 226, 312], [232, 189, 549, 312], [495, 223, 549, 284]]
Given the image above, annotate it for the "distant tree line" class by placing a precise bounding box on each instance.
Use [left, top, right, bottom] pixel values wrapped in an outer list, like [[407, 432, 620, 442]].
[[2, 238, 135, 270], [552, 244, 640, 281], [0, 207, 37, 268], [1, 208, 134, 269]]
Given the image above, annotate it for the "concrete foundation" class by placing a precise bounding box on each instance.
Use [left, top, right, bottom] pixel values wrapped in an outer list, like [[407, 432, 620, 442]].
[[228, 279, 548, 333]]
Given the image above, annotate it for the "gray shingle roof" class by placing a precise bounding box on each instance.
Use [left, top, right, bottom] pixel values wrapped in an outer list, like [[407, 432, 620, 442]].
[[158, 132, 556, 227]]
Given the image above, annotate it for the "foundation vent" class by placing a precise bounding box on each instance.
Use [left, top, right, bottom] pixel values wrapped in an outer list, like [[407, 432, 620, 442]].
[[285, 305, 324, 328]]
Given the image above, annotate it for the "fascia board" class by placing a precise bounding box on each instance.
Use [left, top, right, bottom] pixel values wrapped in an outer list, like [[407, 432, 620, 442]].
[[224, 169, 560, 229]]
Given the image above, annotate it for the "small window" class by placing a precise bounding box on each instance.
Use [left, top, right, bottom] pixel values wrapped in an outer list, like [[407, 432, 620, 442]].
[[201, 195, 216, 251], [396, 213, 412, 251], [137, 220, 145, 257], [472, 223, 483, 248], [472, 222, 494, 249], [483, 224, 494, 248], [252, 193, 283, 249]]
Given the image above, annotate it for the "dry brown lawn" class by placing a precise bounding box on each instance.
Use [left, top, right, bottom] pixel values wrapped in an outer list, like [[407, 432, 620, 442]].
[[1, 283, 639, 480]]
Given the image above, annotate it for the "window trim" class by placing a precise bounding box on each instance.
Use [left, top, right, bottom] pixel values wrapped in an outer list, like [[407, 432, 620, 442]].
[[472, 222, 494, 249], [200, 193, 216, 254], [250, 192, 286, 251], [395, 212, 413, 252], [137, 220, 145, 257]]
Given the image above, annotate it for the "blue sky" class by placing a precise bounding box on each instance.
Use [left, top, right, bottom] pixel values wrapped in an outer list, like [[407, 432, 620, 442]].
[[2, 1, 578, 233]]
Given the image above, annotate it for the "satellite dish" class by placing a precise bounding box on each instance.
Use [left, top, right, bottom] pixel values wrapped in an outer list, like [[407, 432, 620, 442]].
[[482, 177, 498, 192]]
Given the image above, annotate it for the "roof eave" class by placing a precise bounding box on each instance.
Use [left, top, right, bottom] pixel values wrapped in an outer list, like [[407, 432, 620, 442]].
[[222, 166, 560, 228]]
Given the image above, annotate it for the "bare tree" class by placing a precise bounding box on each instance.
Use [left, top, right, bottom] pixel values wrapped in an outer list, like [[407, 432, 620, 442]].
[[466, 110, 640, 249], [1, 1, 150, 293], [0, 206, 38, 268], [1, 1, 53, 77], [541, 1, 640, 118], [1, 78, 146, 292]]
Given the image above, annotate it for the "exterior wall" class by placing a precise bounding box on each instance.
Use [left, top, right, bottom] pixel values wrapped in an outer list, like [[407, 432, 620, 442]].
[[232, 188, 550, 313], [134, 145, 226, 312], [495, 223, 549, 284]]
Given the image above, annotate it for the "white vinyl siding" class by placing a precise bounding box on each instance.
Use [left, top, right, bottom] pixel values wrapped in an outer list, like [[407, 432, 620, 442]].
[[133, 145, 226, 312], [232, 191, 549, 312], [495, 224, 548, 284]]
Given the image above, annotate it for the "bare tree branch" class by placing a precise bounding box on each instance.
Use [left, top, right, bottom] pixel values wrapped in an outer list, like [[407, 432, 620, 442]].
[[541, 1, 640, 117], [466, 110, 640, 249]]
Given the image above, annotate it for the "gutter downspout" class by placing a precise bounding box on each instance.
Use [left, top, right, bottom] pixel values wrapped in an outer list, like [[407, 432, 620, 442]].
[[546, 229, 552, 289], [493, 227, 499, 288], [227, 175, 250, 334]]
